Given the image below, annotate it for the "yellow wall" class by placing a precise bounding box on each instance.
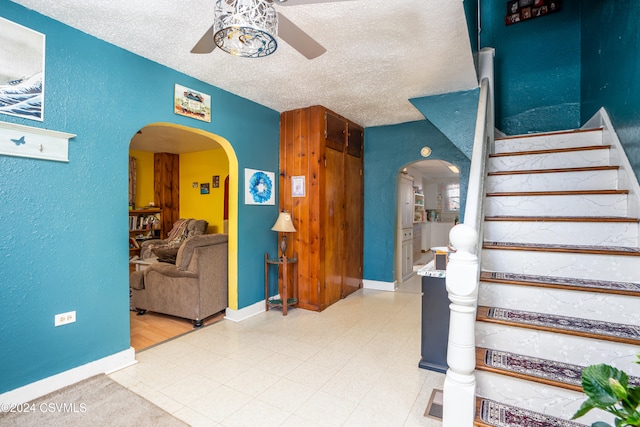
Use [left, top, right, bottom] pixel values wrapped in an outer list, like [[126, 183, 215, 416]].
[[180, 148, 228, 234], [129, 150, 155, 209]]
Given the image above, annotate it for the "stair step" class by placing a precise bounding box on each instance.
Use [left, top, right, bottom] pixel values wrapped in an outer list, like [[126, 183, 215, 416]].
[[482, 248, 639, 282], [485, 191, 627, 217], [490, 145, 610, 158], [480, 271, 640, 296], [477, 347, 582, 391], [488, 165, 618, 176], [488, 146, 610, 172], [477, 306, 640, 345], [476, 347, 640, 393], [486, 167, 619, 192], [474, 397, 587, 427], [483, 241, 640, 256], [476, 323, 640, 376], [484, 217, 639, 246], [494, 128, 603, 154], [486, 189, 628, 197], [485, 216, 639, 223]]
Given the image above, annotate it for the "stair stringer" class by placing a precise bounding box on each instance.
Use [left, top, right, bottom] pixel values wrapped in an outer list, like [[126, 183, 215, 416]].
[[584, 107, 640, 218]]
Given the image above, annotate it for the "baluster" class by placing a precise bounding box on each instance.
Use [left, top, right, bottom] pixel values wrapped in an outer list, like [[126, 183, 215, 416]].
[[443, 224, 478, 427]]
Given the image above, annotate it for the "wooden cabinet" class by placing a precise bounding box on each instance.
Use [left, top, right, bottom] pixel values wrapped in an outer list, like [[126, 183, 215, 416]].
[[279, 106, 364, 311]]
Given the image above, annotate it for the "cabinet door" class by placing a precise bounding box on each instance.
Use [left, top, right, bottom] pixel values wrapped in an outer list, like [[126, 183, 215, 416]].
[[401, 238, 413, 281], [325, 112, 346, 152], [324, 145, 344, 307], [342, 151, 363, 298]]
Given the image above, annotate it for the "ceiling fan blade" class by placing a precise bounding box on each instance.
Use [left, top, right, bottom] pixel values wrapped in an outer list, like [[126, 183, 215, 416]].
[[191, 25, 216, 54], [275, 0, 355, 5], [277, 12, 327, 59]]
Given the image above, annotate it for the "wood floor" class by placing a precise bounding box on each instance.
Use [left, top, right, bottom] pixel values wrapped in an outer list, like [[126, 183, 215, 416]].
[[130, 310, 225, 352]]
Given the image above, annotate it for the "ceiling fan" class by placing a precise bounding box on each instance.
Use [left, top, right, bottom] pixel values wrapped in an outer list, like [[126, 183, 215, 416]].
[[191, 0, 354, 59]]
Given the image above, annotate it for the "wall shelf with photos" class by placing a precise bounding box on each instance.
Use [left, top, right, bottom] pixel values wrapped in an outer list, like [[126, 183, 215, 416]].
[[506, 0, 561, 26]]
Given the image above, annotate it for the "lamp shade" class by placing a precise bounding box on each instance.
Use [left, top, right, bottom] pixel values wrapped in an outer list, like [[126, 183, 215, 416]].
[[213, 0, 278, 58], [271, 211, 296, 233]]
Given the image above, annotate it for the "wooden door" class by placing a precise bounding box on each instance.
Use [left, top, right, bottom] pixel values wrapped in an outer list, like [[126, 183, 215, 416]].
[[342, 151, 363, 297], [154, 152, 179, 238], [342, 123, 363, 297], [324, 145, 345, 307]]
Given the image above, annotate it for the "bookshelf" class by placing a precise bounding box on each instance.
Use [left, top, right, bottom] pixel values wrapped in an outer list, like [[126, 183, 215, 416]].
[[129, 208, 162, 257]]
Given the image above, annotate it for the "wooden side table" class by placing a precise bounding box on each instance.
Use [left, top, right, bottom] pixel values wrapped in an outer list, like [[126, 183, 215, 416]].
[[264, 252, 298, 315]]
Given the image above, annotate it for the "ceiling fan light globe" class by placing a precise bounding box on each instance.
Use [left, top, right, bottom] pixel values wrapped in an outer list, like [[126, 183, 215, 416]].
[[213, 0, 278, 58]]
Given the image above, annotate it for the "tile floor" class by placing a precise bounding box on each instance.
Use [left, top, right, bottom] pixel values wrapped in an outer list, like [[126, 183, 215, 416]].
[[109, 274, 444, 426]]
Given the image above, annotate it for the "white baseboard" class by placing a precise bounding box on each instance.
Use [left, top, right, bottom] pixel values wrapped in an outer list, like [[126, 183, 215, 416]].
[[363, 279, 398, 292], [225, 300, 265, 322], [0, 347, 136, 405]]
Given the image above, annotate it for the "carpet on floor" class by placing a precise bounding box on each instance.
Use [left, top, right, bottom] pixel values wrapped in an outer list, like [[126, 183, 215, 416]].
[[0, 374, 187, 427]]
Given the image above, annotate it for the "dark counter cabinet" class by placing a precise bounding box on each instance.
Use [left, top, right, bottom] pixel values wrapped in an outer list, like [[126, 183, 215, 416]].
[[419, 275, 450, 373]]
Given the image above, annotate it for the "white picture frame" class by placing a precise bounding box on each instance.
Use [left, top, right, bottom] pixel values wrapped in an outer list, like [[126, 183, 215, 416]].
[[245, 168, 275, 205], [292, 175, 305, 197], [0, 17, 46, 121]]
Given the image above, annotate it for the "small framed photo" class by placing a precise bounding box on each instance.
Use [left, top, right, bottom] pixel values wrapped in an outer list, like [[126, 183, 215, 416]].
[[292, 176, 305, 197], [212, 175, 220, 188], [200, 183, 210, 194]]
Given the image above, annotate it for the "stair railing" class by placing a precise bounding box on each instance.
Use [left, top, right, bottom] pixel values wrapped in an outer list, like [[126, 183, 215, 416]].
[[442, 47, 495, 427]]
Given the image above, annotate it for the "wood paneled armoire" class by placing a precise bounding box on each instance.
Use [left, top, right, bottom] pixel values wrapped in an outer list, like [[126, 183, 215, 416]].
[[279, 105, 364, 311]]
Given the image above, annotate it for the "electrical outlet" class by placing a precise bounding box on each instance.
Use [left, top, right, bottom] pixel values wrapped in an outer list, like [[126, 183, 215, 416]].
[[55, 311, 76, 327]]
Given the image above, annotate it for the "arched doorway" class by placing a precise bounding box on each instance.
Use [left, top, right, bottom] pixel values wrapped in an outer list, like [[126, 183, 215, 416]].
[[127, 122, 239, 350], [395, 159, 460, 284]]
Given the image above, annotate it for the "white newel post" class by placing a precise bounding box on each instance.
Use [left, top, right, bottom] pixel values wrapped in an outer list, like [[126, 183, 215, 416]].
[[443, 224, 479, 427]]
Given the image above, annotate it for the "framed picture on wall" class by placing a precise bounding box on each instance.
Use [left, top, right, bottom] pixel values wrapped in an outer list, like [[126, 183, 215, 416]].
[[0, 17, 46, 121], [292, 176, 305, 197], [200, 183, 210, 194], [174, 84, 211, 122], [245, 168, 275, 205], [506, 0, 560, 25]]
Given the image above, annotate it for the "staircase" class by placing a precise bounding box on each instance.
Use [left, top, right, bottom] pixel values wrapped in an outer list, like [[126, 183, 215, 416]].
[[471, 127, 640, 426]]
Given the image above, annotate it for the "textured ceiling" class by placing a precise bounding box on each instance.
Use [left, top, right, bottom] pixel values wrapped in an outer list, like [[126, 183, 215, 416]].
[[11, 0, 479, 128]]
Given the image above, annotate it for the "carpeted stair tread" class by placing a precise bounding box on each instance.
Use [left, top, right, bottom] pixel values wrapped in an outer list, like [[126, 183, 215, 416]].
[[486, 189, 628, 197], [477, 306, 640, 345], [483, 241, 640, 256], [480, 271, 640, 296], [474, 398, 587, 427], [488, 165, 619, 176], [476, 347, 640, 392], [484, 216, 640, 223], [489, 144, 610, 158]]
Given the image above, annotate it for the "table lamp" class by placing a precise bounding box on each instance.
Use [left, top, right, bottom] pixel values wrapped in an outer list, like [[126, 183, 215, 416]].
[[271, 211, 296, 258]]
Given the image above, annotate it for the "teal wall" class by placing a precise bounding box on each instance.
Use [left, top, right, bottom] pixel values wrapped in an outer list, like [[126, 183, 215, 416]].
[[410, 89, 480, 160], [363, 121, 470, 283], [463, 0, 479, 53], [480, 0, 582, 134], [580, 0, 640, 174], [0, 3, 279, 393]]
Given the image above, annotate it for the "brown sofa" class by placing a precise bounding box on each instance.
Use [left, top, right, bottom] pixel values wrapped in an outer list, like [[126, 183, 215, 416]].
[[131, 233, 228, 327]]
